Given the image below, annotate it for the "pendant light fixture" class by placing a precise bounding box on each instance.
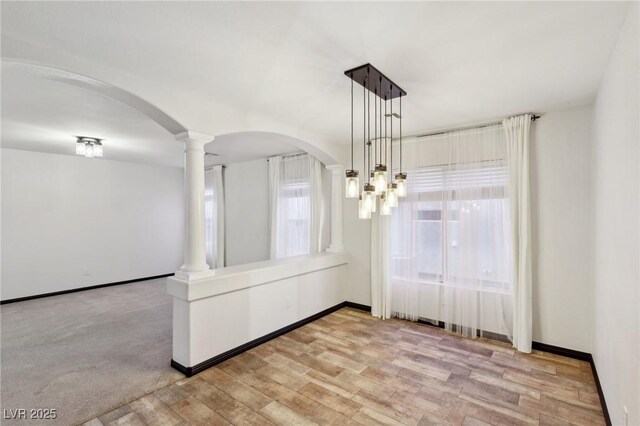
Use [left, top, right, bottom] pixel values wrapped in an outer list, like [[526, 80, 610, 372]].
[[345, 77, 360, 198], [358, 195, 372, 219], [75, 136, 103, 158], [395, 94, 407, 197], [345, 171, 359, 198], [344, 64, 407, 218], [387, 183, 399, 207], [386, 90, 399, 207], [380, 192, 392, 216]]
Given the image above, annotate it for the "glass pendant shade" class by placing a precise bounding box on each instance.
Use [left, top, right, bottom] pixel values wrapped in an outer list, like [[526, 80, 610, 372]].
[[358, 196, 371, 219], [345, 170, 359, 198], [387, 183, 399, 207], [362, 184, 375, 212], [395, 172, 407, 197], [93, 142, 103, 158], [373, 165, 388, 194], [76, 141, 86, 156], [85, 143, 94, 158], [380, 193, 392, 216], [368, 173, 376, 209]]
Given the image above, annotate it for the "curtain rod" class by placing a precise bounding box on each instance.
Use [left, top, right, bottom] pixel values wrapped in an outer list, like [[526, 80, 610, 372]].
[[413, 114, 541, 140]]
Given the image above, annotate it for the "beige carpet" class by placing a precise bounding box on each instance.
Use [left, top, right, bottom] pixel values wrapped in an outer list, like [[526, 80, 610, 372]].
[[0, 278, 184, 426]]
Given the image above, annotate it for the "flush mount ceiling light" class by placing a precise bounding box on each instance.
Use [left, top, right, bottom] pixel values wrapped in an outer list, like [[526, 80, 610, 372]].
[[344, 64, 407, 219], [75, 136, 103, 158]]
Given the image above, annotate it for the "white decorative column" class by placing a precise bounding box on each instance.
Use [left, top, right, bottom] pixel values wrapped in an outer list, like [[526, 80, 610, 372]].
[[326, 164, 345, 252], [175, 131, 213, 277]]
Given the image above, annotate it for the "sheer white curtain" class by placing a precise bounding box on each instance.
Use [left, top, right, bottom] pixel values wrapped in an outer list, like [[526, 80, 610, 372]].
[[503, 114, 533, 353], [440, 127, 512, 339], [204, 165, 225, 268], [385, 125, 514, 341], [371, 213, 392, 319], [269, 153, 323, 259]]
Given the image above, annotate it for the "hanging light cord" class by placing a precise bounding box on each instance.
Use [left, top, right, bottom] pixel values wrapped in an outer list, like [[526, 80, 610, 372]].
[[384, 94, 389, 163], [389, 92, 393, 174], [384, 94, 387, 168], [400, 94, 402, 172], [350, 76, 354, 171], [374, 88, 377, 167], [380, 87, 384, 166], [363, 79, 366, 178], [389, 92, 392, 175], [367, 73, 371, 177]]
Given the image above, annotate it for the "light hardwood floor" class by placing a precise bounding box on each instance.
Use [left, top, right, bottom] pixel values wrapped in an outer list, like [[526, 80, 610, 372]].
[[83, 308, 605, 426]]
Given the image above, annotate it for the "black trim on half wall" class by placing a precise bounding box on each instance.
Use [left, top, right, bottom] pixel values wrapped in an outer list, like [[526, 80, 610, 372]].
[[0, 273, 175, 305], [171, 301, 349, 377]]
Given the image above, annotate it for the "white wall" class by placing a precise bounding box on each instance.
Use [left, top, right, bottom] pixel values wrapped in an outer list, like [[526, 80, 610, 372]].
[[530, 106, 594, 353], [223, 157, 332, 267], [344, 181, 371, 305], [591, 4, 639, 425], [224, 159, 270, 266], [1, 148, 184, 300]]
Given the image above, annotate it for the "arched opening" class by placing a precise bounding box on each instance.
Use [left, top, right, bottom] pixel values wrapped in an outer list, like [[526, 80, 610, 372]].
[[208, 131, 338, 166]]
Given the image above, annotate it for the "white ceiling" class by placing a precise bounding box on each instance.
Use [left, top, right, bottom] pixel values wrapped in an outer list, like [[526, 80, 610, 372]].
[[1, 67, 183, 167], [205, 132, 302, 166], [1, 1, 630, 166], [1, 65, 304, 167]]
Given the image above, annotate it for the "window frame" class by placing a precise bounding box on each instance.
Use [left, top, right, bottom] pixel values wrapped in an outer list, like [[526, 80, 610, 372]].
[[391, 163, 512, 295]]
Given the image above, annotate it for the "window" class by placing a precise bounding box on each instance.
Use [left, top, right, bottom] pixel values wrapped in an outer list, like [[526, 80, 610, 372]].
[[391, 162, 512, 293], [204, 186, 216, 262], [270, 153, 324, 259], [277, 178, 311, 258], [272, 154, 312, 259], [204, 166, 224, 268]]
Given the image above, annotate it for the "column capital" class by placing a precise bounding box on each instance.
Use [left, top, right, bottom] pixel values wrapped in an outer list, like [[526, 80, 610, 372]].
[[175, 130, 215, 147]]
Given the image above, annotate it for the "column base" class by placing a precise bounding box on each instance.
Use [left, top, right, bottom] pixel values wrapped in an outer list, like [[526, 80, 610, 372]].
[[176, 265, 211, 281]]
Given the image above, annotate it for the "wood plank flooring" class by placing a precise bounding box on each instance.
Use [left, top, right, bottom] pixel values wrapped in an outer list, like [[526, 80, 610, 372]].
[[83, 308, 605, 426]]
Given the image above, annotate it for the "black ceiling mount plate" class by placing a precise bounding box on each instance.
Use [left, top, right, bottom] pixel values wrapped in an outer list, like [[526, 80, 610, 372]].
[[344, 63, 407, 99]]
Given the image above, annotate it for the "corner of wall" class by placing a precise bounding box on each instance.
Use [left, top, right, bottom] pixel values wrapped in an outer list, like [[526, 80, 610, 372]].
[[590, 3, 640, 425]]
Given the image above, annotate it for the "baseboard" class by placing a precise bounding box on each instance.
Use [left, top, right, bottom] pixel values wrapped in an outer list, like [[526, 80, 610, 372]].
[[531, 341, 591, 361], [344, 301, 372, 312], [171, 301, 349, 377], [588, 357, 611, 426], [0, 273, 175, 305], [532, 341, 611, 426]]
